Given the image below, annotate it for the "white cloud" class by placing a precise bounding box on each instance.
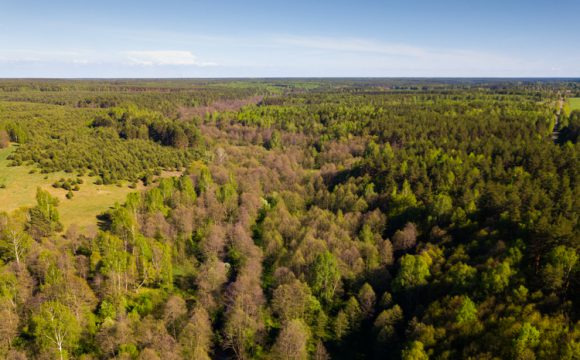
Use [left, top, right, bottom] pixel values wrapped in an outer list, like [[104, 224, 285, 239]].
[[276, 36, 427, 57], [273, 35, 521, 72], [123, 50, 215, 66], [0, 49, 216, 68], [0, 35, 576, 77]]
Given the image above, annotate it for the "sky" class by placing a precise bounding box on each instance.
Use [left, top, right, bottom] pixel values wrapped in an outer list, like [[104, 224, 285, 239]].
[[0, 0, 579, 78]]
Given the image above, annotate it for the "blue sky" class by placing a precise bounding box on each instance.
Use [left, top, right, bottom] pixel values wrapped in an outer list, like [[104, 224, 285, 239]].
[[0, 0, 578, 77]]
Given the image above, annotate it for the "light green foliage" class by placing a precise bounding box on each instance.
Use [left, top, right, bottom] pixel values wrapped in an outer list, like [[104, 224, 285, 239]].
[[217, 175, 239, 217], [32, 300, 81, 360], [344, 296, 363, 328], [92, 232, 132, 295], [0, 211, 31, 266], [393, 253, 431, 292], [0, 267, 18, 300], [333, 310, 349, 339], [568, 97, 580, 111], [444, 262, 477, 290], [124, 192, 143, 213], [402, 341, 429, 360], [389, 180, 418, 218], [35, 187, 60, 224], [455, 296, 477, 324], [145, 188, 168, 215], [157, 178, 175, 201], [180, 306, 212, 360], [482, 260, 513, 294], [432, 193, 453, 220], [134, 235, 173, 289], [267, 130, 282, 150], [357, 283, 376, 316], [309, 251, 341, 304], [542, 245, 578, 292], [110, 204, 137, 242], [197, 165, 213, 194], [177, 175, 197, 203], [513, 322, 540, 359], [28, 187, 63, 238]]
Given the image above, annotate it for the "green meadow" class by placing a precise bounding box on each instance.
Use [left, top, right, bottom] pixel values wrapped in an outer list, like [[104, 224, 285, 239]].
[[0, 144, 142, 232], [568, 97, 580, 111]]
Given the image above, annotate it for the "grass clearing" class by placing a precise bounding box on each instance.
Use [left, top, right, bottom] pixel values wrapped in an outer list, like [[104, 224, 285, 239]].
[[568, 98, 580, 111], [0, 144, 179, 233]]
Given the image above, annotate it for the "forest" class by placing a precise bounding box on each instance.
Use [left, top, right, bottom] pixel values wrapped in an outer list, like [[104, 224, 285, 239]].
[[0, 78, 578, 360]]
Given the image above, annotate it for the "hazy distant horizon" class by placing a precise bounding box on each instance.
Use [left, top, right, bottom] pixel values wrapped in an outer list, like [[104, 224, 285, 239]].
[[0, 77, 579, 81]]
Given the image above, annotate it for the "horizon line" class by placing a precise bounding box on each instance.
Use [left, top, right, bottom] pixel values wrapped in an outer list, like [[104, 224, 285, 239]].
[[0, 76, 579, 80]]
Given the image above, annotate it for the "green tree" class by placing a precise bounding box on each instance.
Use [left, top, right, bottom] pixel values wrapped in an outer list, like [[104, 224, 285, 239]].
[[357, 283, 376, 317], [389, 180, 417, 219], [145, 188, 167, 215], [393, 253, 431, 292], [195, 164, 213, 194], [35, 187, 60, 223], [309, 251, 341, 304], [32, 300, 81, 360], [481, 260, 512, 294], [267, 130, 282, 150], [0, 211, 32, 268], [431, 193, 453, 221], [178, 175, 197, 203], [444, 262, 477, 291], [542, 245, 578, 293], [455, 296, 477, 324], [93, 232, 133, 295], [513, 322, 540, 359], [110, 204, 137, 244], [28, 188, 62, 238], [402, 341, 429, 360]]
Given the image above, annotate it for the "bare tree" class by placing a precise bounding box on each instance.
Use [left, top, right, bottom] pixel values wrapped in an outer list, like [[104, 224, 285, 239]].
[[163, 294, 187, 339], [271, 319, 310, 360], [180, 306, 213, 360], [392, 222, 418, 251]]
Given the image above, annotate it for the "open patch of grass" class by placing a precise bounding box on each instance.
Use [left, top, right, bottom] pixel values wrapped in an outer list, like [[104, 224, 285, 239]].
[[0, 144, 143, 232], [568, 98, 580, 111]]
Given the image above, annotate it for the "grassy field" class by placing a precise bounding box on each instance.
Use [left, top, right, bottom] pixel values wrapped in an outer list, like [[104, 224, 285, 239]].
[[0, 144, 145, 232], [569, 98, 580, 111]]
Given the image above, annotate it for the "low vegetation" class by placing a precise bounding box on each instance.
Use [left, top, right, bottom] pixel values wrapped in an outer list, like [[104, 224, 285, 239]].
[[0, 145, 143, 230], [569, 97, 580, 111]]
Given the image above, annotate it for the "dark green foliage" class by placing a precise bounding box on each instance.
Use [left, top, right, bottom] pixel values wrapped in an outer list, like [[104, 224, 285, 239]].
[[53, 177, 82, 191], [0, 102, 202, 184], [92, 105, 201, 149], [559, 110, 580, 143]]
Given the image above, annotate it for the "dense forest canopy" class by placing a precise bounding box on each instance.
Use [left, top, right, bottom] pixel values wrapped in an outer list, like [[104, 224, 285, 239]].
[[0, 79, 578, 360]]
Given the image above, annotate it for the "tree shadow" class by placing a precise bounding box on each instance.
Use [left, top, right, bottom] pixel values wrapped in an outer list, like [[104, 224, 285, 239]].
[[96, 211, 112, 232]]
